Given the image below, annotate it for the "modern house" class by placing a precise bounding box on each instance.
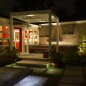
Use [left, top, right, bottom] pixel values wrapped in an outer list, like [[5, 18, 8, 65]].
[[0, 10, 86, 56]]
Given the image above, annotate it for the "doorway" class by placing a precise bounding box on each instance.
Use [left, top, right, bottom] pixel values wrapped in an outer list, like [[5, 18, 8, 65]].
[[14, 28, 22, 52]]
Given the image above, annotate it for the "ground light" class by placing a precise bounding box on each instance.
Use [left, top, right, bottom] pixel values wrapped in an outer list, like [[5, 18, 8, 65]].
[[14, 75, 48, 86], [46, 64, 50, 69], [45, 66, 63, 75], [45, 63, 64, 75]]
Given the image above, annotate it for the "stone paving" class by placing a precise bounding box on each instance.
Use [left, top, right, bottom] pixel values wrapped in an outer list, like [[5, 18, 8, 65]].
[[9, 53, 86, 86], [58, 66, 86, 86]]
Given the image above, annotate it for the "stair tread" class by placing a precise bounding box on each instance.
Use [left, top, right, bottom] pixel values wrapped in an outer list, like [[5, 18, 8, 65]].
[[17, 60, 51, 65]]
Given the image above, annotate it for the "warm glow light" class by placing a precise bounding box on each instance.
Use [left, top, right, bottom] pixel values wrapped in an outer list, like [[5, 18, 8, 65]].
[[27, 14, 35, 17], [3, 26, 9, 31], [46, 64, 50, 69], [51, 16, 54, 19], [40, 23, 57, 26], [6, 26, 8, 29]]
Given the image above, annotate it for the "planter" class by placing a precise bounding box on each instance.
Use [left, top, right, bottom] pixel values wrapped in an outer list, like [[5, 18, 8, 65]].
[[0, 47, 20, 67], [50, 49, 65, 68], [0, 57, 14, 66]]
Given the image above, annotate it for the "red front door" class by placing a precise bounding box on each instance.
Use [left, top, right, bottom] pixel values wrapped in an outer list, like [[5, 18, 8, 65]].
[[14, 27, 22, 52]]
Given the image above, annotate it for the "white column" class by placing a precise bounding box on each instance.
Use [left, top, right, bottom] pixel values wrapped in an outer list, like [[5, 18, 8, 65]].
[[22, 26, 24, 53], [9, 16, 13, 50], [56, 21, 60, 53], [26, 24, 29, 53], [48, 12, 52, 52]]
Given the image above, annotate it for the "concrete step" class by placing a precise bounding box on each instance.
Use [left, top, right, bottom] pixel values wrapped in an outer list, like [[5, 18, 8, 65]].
[[16, 60, 51, 68], [19, 57, 51, 62], [19, 53, 43, 59], [18, 53, 51, 62]]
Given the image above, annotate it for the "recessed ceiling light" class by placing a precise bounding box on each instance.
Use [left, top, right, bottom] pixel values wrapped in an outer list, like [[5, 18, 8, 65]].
[[27, 14, 35, 17], [52, 16, 54, 19]]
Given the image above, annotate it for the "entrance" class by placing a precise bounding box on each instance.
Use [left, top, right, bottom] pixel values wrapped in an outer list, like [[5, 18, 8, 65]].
[[14, 28, 22, 52], [10, 10, 59, 54]]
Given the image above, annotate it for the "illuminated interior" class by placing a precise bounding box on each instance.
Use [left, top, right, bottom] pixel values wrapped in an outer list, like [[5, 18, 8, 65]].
[[0, 25, 9, 46], [10, 10, 59, 53]]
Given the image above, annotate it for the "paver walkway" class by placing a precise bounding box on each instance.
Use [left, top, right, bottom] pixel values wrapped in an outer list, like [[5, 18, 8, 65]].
[[58, 66, 86, 86]]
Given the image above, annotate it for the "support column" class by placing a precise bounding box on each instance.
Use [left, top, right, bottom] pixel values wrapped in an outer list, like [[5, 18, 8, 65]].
[[48, 12, 52, 53], [22, 26, 24, 53], [9, 16, 13, 50], [26, 23, 29, 53], [56, 21, 60, 53]]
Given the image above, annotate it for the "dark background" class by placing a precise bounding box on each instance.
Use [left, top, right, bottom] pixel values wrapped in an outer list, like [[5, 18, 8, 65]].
[[0, 0, 86, 22]]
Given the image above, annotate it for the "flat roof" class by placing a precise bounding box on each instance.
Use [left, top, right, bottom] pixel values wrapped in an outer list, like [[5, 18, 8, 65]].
[[10, 10, 59, 24]]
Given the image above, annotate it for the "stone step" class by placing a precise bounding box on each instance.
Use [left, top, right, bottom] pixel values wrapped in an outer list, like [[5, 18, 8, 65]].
[[16, 60, 51, 68], [19, 57, 51, 62], [18, 53, 51, 61], [19, 53, 43, 59]]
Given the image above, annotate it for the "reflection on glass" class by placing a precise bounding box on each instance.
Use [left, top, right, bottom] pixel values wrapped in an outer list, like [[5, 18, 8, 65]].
[[14, 75, 48, 86]]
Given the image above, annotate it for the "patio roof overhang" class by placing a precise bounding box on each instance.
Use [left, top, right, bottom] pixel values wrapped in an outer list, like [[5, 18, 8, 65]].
[[10, 10, 59, 25]]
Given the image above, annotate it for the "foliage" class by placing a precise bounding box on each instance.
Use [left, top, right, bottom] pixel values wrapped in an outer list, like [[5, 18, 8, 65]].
[[0, 47, 21, 67], [0, 46, 18, 58], [0, 46, 19, 67], [49, 45, 86, 66], [78, 28, 86, 55], [78, 40, 86, 55], [63, 49, 86, 66], [63, 51, 80, 66]]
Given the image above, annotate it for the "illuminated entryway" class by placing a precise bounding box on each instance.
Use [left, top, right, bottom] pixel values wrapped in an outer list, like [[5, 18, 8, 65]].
[[10, 10, 59, 55], [14, 27, 22, 52]]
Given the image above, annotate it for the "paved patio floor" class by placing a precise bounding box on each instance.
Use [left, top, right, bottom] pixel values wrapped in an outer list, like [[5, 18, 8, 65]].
[[58, 66, 86, 86]]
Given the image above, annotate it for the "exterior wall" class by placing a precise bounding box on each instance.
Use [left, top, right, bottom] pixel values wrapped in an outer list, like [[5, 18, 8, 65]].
[[0, 17, 9, 25], [39, 23, 79, 46], [60, 21, 86, 45], [39, 25, 58, 45], [60, 23, 79, 46], [59, 21, 86, 52], [38, 21, 86, 53]]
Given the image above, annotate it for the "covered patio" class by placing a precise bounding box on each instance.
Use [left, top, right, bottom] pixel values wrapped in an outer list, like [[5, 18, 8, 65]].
[[10, 10, 59, 56]]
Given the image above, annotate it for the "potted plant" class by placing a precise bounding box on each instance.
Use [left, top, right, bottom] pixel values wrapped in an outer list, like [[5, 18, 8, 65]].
[[49, 48, 65, 68]]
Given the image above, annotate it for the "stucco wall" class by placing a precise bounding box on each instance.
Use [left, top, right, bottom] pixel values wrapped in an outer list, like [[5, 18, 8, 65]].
[[39, 21, 86, 46]]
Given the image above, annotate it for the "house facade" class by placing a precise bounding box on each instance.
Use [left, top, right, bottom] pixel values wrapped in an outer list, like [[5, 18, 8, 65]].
[[0, 11, 86, 54]]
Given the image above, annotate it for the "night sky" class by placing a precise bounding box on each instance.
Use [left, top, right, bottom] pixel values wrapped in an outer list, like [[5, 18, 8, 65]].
[[0, 0, 86, 22]]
